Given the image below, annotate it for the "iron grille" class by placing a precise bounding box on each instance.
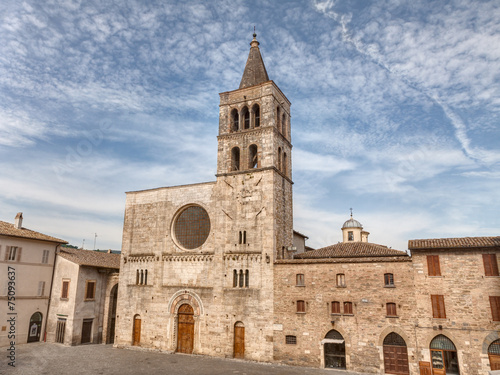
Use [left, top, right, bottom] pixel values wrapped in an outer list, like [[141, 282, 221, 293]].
[[430, 335, 456, 351], [174, 206, 210, 250], [383, 332, 406, 346], [489, 340, 500, 355], [285, 335, 297, 345]]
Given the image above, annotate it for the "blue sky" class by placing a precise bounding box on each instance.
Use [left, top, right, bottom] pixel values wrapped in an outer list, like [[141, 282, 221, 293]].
[[1, 0, 499, 251]]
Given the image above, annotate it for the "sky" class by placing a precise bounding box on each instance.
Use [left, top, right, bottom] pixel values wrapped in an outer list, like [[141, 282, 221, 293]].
[[1, 0, 499, 252]]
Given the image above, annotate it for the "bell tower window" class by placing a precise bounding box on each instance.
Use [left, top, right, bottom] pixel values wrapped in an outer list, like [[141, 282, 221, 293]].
[[231, 109, 239, 132], [249, 144, 258, 169], [252, 104, 260, 127], [278, 147, 282, 171], [283, 152, 287, 176], [231, 147, 240, 171], [242, 107, 250, 129], [276, 106, 281, 132], [282, 114, 286, 136]]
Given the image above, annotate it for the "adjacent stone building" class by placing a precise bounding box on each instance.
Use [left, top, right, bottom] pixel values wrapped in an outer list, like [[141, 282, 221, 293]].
[[45, 247, 119, 346], [0, 213, 67, 347]]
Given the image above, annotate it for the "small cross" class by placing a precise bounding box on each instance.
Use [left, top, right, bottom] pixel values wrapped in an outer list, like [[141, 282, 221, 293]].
[[350, 208, 353, 217]]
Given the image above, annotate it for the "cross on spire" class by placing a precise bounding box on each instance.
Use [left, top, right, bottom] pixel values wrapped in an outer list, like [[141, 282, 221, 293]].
[[350, 208, 353, 218]]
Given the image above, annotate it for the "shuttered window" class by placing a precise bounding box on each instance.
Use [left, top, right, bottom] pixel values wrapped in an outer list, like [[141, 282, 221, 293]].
[[85, 281, 96, 300], [297, 300, 305, 313], [431, 295, 446, 318], [386, 303, 397, 316], [490, 296, 500, 321], [331, 301, 340, 314], [344, 302, 353, 315], [42, 250, 50, 264], [296, 274, 305, 286], [61, 280, 70, 299], [37, 281, 45, 297], [483, 254, 499, 276], [336, 273, 346, 287], [427, 255, 441, 276]]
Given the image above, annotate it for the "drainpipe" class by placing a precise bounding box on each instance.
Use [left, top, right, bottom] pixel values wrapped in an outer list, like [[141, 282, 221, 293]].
[[44, 243, 61, 342]]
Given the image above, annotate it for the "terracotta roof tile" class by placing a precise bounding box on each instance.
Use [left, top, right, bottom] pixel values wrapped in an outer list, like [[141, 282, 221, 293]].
[[0, 220, 67, 244], [409, 236, 500, 250], [294, 242, 408, 259], [58, 247, 120, 269]]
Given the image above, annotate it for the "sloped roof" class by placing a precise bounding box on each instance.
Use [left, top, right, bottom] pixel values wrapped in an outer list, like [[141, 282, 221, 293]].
[[58, 247, 120, 269], [409, 236, 500, 250], [239, 35, 269, 89], [0, 220, 67, 244], [294, 241, 409, 259]]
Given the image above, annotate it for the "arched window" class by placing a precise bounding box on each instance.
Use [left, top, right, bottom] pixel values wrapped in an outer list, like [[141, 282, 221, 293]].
[[140, 270, 144, 285], [430, 335, 459, 375], [383, 333, 409, 375], [283, 152, 287, 176], [231, 147, 240, 171], [243, 231, 246, 244], [276, 106, 280, 131], [489, 339, 500, 370], [239, 270, 244, 287], [239, 231, 242, 244], [231, 109, 239, 132], [282, 113, 286, 135], [233, 270, 238, 287], [249, 144, 258, 168], [252, 104, 260, 127], [245, 270, 249, 287], [144, 269, 148, 285], [242, 107, 250, 129], [324, 330, 346, 369], [136, 270, 139, 285], [278, 147, 282, 171]]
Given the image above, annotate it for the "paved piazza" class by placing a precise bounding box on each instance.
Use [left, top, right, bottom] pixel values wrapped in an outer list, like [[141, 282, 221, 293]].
[[3, 343, 366, 375]]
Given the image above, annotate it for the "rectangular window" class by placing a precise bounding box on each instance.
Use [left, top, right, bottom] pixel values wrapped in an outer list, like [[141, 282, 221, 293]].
[[483, 254, 499, 276], [431, 295, 446, 318], [344, 301, 353, 315], [331, 301, 340, 314], [42, 250, 50, 264], [37, 281, 45, 297], [285, 335, 297, 345], [490, 296, 500, 321], [348, 231, 354, 241], [384, 273, 394, 286], [336, 273, 346, 287], [297, 300, 305, 313], [427, 255, 441, 276], [7, 246, 18, 261], [296, 274, 305, 286], [85, 280, 96, 300], [386, 302, 397, 316], [61, 280, 70, 299]]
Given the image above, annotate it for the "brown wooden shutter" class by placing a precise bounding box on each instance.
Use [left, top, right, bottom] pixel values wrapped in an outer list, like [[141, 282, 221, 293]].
[[62, 281, 69, 298], [387, 303, 397, 316], [4, 246, 10, 261], [427, 255, 441, 276], [17, 247, 22, 262], [484, 254, 499, 276], [490, 296, 500, 321], [431, 295, 446, 318]]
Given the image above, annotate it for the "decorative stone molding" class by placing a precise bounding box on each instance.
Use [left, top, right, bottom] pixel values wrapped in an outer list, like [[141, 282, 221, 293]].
[[163, 254, 214, 262]]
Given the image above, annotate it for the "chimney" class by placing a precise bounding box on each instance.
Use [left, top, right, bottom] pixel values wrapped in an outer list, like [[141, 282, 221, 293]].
[[107, 249, 112, 254], [15, 212, 23, 229]]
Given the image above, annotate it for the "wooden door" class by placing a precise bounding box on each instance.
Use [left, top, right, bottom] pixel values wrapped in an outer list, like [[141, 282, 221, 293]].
[[384, 345, 409, 374], [177, 304, 194, 354], [490, 354, 500, 370], [27, 312, 42, 343], [234, 325, 245, 359], [431, 350, 446, 375], [419, 361, 432, 375], [81, 320, 93, 344], [132, 316, 141, 346]]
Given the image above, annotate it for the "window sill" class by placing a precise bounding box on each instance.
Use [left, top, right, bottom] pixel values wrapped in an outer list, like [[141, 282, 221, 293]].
[[343, 314, 354, 316], [295, 285, 305, 287], [84, 299, 95, 302], [330, 313, 341, 316], [60, 298, 69, 301], [336, 285, 346, 288], [485, 275, 500, 278], [384, 285, 395, 288], [296, 312, 306, 314], [386, 315, 399, 318]]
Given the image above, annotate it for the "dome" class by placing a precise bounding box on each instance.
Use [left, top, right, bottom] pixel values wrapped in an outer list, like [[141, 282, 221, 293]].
[[342, 218, 363, 229]]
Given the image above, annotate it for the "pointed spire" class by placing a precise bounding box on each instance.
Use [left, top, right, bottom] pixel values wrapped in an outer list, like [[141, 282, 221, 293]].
[[239, 31, 269, 89]]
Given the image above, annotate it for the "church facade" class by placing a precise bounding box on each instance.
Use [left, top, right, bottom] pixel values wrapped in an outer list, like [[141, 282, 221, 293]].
[[114, 33, 293, 360]]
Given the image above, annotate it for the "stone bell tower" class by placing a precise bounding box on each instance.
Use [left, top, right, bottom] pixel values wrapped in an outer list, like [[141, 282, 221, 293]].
[[215, 32, 293, 261]]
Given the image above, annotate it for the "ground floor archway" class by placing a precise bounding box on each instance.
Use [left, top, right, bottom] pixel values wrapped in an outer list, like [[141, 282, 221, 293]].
[[27, 312, 42, 343], [106, 284, 118, 344], [489, 339, 500, 371], [177, 304, 194, 354], [383, 332, 409, 375], [430, 334, 459, 375], [324, 329, 346, 369]]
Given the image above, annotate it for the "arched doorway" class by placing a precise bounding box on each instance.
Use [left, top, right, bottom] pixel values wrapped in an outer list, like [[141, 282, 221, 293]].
[[430, 335, 459, 375], [27, 312, 42, 343], [234, 322, 245, 359], [132, 315, 141, 346], [383, 332, 409, 375], [489, 339, 500, 370], [177, 304, 194, 354], [106, 284, 118, 344], [324, 330, 346, 369]]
